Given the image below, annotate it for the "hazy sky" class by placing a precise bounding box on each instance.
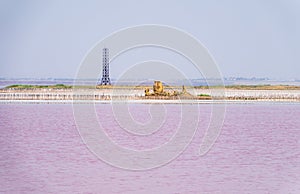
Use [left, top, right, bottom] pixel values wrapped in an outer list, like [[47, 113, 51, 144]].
[[0, 0, 299, 80]]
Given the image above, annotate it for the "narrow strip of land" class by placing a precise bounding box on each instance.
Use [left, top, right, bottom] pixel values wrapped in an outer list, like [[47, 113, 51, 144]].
[[1, 84, 299, 102]]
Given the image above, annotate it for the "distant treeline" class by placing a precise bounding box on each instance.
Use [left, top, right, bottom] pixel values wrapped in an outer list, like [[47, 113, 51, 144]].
[[195, 84, 300, 90], [6, 84, 72, 89], [4, 84, 300, 90]]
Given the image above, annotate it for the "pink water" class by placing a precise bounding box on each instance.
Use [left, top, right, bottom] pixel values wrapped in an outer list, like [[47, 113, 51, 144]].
[[0, 103, 300, 193]]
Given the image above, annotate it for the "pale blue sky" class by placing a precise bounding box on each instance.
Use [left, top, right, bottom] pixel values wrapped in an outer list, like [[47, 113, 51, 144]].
[[0, 0, 299, 79]]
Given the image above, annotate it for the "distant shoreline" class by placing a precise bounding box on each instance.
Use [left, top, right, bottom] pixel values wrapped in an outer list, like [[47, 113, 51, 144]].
[[0, 86, 299, 102]]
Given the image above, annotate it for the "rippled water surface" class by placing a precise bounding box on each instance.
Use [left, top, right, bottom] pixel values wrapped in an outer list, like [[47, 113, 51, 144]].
[[0, 103, 299, 193]]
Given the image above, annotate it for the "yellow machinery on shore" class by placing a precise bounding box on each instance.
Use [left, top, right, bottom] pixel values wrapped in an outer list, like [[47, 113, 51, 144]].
[[145, 81, 188, 97]]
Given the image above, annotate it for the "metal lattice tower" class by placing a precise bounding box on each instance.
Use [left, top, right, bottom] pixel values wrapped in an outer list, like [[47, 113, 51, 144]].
[[100, 48, 111, 85]]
